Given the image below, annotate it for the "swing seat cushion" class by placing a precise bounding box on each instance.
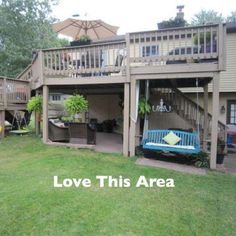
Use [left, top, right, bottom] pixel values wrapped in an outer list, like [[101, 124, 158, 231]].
[[142, 129, 201, 154], [163, 131, 181, 145]]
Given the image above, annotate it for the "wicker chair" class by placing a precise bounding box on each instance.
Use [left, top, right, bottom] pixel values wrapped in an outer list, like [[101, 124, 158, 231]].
[[68, 123, 96, 145], [48, 121, 69, 142]]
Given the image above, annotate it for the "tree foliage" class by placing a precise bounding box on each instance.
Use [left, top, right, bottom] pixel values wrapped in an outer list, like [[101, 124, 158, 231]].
[[158, 17, 187, 29], [0, 0, 68, 77], [226, 11, 236, 23], [191, 10, 224, 25]]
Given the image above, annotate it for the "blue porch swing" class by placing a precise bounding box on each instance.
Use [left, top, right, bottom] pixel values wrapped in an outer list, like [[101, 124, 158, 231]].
[[142, 80, 201, 154]]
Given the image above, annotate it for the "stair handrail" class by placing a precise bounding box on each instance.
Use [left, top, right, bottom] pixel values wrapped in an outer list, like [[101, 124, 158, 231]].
[[171, 87, 226, 131]]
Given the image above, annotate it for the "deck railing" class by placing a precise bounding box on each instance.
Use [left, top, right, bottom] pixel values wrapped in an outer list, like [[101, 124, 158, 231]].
[[128, 24, 224, 66], [16, 64, 32, 81], [0, 77, 30, 107], [42, 41, 126, 78]]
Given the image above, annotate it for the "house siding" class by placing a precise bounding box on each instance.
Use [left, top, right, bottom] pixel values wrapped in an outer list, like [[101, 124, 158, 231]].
[[219, 33, 236, 92], [181, 32, 236, 93]]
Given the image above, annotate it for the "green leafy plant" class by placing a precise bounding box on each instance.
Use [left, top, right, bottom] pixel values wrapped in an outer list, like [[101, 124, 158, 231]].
[[60, 116, 73, 123], [27, 96, 43, 113], [138, 96, 151, 118], [79, 35, 91, 44], [191, 151, 209, 168], [64, 95, 88, 121]]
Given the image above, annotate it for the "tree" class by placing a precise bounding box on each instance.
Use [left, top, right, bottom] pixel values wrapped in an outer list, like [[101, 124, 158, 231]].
[[158, 17, 187, 30], [0, 0, 68, 77], [191, 10, 224, 25], [226, 11, 236, 23]]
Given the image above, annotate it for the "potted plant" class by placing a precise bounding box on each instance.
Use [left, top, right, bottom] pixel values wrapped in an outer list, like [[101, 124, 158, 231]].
[[138, 96, 151, 118], [64, 94, 89, 141], [138, 96, 152, 133], [27, 95, 43, 121], [27, 95, 43, 135], [64, 94, 88, 121], [217, 138, 226, 164], [70, 35, 91, 46]]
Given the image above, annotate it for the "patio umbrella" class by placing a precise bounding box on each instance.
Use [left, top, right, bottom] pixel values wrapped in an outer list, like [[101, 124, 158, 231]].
[[52, 18, 119, 40]]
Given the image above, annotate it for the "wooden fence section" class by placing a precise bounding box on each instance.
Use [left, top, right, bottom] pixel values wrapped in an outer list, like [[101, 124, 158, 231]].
[[0, 77, 30, 108]]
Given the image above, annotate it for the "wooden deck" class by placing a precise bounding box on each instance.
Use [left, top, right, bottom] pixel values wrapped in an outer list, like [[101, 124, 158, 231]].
[[0, 76, 30, 111], [30, 24, 226, 89], [0, 73, 31, 138]]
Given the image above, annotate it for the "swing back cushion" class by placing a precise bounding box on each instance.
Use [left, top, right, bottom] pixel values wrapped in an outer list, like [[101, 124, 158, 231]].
[[143, 129, 200, 154]]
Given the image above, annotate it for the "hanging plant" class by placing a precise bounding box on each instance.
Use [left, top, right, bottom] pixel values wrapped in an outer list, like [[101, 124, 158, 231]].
[[27, 96, 43, 113], [138, 96, 151, 118]]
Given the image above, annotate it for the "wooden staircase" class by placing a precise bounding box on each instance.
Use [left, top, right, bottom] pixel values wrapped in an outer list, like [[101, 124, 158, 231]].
[[152, 87, 227, 142]]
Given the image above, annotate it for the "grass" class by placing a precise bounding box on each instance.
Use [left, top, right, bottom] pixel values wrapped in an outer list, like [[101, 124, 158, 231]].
[[0, 134, 236, 235]]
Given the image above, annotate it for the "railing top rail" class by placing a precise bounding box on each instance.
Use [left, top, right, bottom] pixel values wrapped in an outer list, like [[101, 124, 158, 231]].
[[0, 77, 30, 83], [129, 23, 224, 36], [41, 40, 126, 52], [0, 76, 14, 80], [15, 64, 32, 80]]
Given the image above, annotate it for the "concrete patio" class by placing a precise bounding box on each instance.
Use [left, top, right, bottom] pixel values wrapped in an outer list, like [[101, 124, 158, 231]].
[[47, 132, 123, 154], [95, 132, 123, 154]]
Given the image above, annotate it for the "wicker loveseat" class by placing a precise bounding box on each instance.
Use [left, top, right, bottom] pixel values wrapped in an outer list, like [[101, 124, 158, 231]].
[[48, 119, 69, 142]]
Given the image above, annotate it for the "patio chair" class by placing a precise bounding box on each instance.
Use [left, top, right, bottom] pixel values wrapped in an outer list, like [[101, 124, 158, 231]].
[[48, 120, 69, 142]]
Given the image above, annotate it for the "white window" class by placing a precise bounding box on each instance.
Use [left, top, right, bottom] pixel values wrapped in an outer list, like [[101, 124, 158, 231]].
[[227, 101, 236, 124], [52, 95, 61, 101], [142, 45, 159, 57]]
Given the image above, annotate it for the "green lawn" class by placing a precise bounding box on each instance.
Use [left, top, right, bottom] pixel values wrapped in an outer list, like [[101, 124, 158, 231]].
[[0, 134, 236, 235]]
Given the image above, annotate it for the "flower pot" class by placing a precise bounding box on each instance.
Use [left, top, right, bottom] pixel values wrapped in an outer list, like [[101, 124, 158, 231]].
[[216, 154, 225, 164]]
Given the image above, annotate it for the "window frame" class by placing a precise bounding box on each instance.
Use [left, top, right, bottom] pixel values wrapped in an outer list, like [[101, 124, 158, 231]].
[[142, 45, 159, 57], [227, 100, 236, 124]]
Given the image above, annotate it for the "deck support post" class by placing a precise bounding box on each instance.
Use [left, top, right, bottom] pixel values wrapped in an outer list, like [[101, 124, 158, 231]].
[[123, 83, 130, 156], [35, 90, 40, 136], [203, 83, 209, 151], [0, 110, 5, 139], [210, 73, 220, 169], [129, 80, 138, 156], [42, 85, 49, 143]]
